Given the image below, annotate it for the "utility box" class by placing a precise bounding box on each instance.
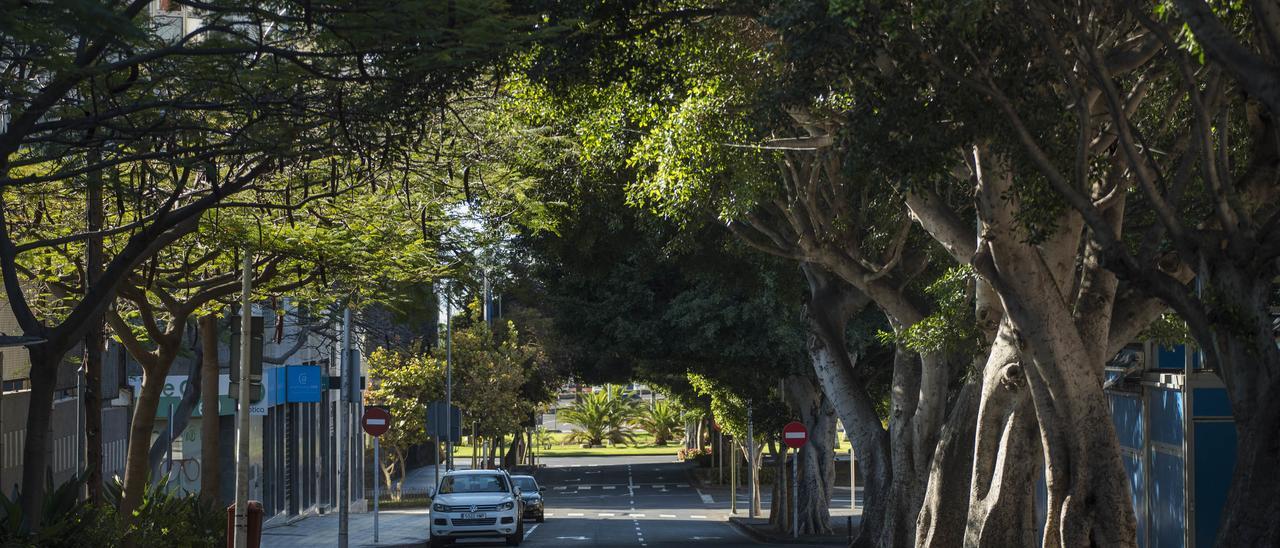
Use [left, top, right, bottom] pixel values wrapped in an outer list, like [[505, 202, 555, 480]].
[[225, 500, 263, 548]]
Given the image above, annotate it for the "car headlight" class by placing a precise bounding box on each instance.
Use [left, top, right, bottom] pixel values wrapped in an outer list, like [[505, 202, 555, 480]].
[[432, 503, 449, 512], [498, 501, 515, 511]]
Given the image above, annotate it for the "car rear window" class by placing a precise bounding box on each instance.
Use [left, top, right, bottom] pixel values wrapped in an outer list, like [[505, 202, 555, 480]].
[[438, 474, 509, 494], [514, 477, 538, 491]]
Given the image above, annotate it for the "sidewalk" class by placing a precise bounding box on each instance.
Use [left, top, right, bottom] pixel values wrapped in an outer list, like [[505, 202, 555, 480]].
[[729, 516, 857, 545], [261, 507, 430, 548]]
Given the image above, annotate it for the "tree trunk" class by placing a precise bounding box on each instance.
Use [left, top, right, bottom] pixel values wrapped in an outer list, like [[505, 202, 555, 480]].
[[914, 377, 979, 548], [121, 366, 167, 519], [959, 323, 1039, 546], [1217, 385, 1280, 546], [801, 264, 894, 547], [1203, 269, 1280, 546], [199, 315, 221, 506], [740, 441, 764, 516], [502, 433, 521, 469], [972, 147, 1138, 547], [768, 441, 787, 530], [782, 372, 836, 535], [148, 338, 202, 479], [83, 157, 105, 503], [19, 348, 62, 530]]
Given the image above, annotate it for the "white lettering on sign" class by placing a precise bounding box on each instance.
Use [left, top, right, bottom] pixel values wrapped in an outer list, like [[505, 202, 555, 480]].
[[366, 418, 386, 425], [785, 432, 806, 439]]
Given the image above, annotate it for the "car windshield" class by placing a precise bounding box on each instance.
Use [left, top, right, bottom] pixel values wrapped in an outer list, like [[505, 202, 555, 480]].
[[514, 477, 538, 492], [438, 474, 508, 494]]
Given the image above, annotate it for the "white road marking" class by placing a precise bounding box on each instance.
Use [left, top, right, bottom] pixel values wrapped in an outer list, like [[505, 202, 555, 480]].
[[554, 486, 566, 491], [555, 536, 588, 541], [677, 484, 690, 488], [579, 486, 592, 491], [598, 513, 615, 517], [630, 513, 646, 518], [696, 489, 714, 504], [567, 513, 584, 517], [659, 514, 676, 518], [691, 536, 723, 540], [651, 484, 665, 489], [523, 524, 540, 540], [691, 515, 708, 519], [545, 513, 555, 517], [603, 485, 616, 490]]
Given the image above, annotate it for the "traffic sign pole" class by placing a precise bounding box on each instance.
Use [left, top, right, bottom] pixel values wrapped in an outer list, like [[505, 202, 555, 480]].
[[792, 446, 798, 538], [780, 420, 809, 539], [361, 406, 392, 544]]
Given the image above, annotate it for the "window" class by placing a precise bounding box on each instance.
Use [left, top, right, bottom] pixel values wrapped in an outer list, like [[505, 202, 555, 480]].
[[158, 0, 180, 12], [438, 474, 508, 494], [514, 477, 538, 492]]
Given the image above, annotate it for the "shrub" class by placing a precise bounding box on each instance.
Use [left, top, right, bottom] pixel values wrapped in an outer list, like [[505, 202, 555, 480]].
[[677, 447, 713, 467]]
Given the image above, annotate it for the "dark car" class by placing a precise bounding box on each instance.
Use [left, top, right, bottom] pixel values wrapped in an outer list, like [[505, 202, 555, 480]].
[[511, 475, 544, 523]]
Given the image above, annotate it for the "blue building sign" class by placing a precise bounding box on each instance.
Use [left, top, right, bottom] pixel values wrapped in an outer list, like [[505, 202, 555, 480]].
[[285, 364, 322, 403]]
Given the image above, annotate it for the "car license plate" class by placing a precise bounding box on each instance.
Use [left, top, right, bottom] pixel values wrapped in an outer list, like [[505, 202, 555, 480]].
[[461, 512, 486, 519]]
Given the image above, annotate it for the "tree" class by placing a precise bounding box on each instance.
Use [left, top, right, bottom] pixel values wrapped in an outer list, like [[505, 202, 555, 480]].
[[560, 386, 642, 447], [636, 399, 687, 446], [366, 345, 443, 490]]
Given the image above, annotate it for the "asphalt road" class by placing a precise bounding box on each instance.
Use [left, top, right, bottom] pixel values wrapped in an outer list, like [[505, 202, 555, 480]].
[[447, 456, 764, 547], [522, 458, 753, 547]]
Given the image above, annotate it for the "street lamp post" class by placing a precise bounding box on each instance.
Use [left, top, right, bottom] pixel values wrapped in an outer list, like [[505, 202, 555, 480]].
[[445, 291, 453, 470]]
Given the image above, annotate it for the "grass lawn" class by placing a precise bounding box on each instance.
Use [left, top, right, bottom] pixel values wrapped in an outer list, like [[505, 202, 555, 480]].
[[442, 431, 857, 461], [448, 431, 682, 459]]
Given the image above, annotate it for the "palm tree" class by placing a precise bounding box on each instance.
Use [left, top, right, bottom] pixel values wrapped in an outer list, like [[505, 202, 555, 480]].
[[560, 385, 640, 446], [637, 399, 686, 446]]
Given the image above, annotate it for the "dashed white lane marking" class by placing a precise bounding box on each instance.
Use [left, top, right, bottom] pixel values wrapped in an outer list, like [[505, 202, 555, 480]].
[[554, 486, 566, 490], [659, 514, 676, 518], [545, 513, 555, 516], [598, 513, 615, 517], [579, 486, 592, 491], [696, 489, 714, 504], [567, 513, 584, 517], [690, 515, 708, 519], [630, 513, 646, 518], [523, 524, 539, 540], [603, 486, 616, 490]]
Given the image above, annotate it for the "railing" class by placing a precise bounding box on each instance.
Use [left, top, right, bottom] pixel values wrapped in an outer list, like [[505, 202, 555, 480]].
[[365, 486, 433, 506]]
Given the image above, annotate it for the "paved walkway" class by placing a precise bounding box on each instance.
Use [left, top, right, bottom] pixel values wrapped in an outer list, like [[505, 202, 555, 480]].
[[261, 507, 430, 547]]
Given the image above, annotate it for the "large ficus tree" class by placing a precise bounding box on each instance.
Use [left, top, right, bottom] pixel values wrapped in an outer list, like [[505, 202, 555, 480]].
[[0, 0, 549, 522]]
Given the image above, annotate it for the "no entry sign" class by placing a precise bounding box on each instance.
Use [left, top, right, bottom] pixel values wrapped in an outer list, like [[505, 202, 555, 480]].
[[362, 406, 392, 437], [782, 421, 808, 449]]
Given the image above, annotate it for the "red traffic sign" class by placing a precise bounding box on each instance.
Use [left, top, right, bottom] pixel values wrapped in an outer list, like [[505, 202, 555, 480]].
[[782, 421, 808, 449], [362, 407, 392, 437]]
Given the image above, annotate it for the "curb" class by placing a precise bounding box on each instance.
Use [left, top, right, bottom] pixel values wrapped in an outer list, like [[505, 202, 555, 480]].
[[727, 517, 773, 545], [726, 517, 851, 546]]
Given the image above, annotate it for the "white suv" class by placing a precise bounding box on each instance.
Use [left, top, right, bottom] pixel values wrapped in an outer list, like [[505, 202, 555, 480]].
[[430, 469, 525, 546]]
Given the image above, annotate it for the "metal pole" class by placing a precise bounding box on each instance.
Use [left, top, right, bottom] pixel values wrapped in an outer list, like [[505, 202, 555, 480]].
[[445, 295, 453, 470], [717, 429, 722, 485], [747, 402, 755, 520], [338, 306, 352, 548], [167, 403, 174, 482], [730, 440, 737, 515], [792, 447, 798, 538], [233, 254, 253, 548], [373, 436, 380, 543], [850, 447, 856, 510]]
